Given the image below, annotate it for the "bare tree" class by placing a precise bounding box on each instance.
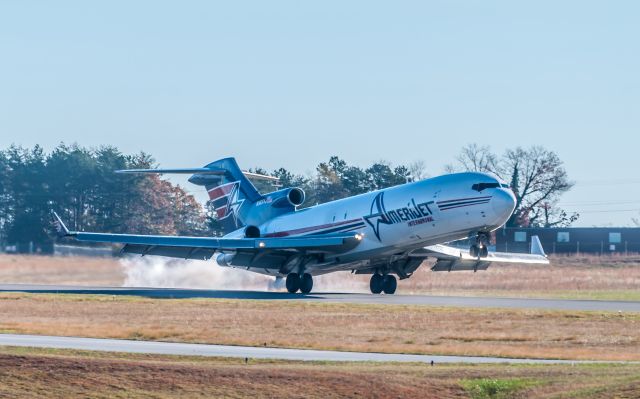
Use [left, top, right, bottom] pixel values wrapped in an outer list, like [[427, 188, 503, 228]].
[[446, 143, 497, 174], [535, 201, 580, 228], [408, 160, 428, 181], [452, 144, 577, 227]]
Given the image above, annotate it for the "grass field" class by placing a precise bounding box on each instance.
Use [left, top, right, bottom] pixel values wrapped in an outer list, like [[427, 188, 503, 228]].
[[0, 346, 639, 398], [2, 254, 640, 396], [1, 292, 639, 361], [0, 254, 125, 285], [2, 254, 640, 300]]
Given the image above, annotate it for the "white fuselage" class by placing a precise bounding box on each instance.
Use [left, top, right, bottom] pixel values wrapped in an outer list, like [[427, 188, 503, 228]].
[[225, 172, 516, 275]]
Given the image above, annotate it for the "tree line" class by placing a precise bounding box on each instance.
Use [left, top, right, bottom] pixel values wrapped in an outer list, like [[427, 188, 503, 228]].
[[0, 144, 205, 252], [0, 143, 576, 252]]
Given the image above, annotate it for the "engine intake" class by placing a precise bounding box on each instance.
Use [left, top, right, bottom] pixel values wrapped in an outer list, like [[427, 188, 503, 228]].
[[270, 187, 306, 208], [287, 187, 305, 206]]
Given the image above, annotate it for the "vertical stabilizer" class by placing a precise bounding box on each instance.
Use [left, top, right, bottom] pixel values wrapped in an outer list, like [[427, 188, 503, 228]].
[[188, 158, 262, 234]]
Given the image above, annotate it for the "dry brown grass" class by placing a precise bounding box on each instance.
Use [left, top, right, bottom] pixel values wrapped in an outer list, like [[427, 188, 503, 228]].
[[0, 254, 124, 285], [399, 255, 640, 298], [1, 346, 639, 399], [3, 254, 640, 300], [1, 293, 640, 361]]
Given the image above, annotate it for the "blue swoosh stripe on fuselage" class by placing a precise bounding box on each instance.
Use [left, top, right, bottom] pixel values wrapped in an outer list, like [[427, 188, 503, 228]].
[[437, 196, 491, 204], [438, 198, 491, 210]]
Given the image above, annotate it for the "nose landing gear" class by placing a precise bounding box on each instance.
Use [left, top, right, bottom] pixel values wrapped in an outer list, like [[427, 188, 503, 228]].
[[470, 232, 490, 258]]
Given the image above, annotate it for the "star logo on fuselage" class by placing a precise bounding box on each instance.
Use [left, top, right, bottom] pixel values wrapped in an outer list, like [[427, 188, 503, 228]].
[[364, 192, 392, 241], [224, 183, 245, 228]]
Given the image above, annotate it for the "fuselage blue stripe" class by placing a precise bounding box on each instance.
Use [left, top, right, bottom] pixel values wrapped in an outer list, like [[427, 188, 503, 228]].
[[438, 199, 491, 209]]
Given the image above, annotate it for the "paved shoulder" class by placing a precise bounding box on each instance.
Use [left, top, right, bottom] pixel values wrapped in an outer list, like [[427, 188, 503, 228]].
[[0, 333, 620, 364]]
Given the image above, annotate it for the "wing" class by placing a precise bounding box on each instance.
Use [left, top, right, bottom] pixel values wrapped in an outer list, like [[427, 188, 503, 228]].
[[409, 235, 549, 272], [52, 213, 362, 261]]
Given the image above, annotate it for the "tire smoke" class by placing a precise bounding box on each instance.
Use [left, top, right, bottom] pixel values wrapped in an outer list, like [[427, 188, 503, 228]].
[[120, 256, 369, 292]]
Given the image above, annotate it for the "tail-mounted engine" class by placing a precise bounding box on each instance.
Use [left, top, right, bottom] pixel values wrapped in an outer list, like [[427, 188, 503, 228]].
[[270, 187, 305, 208], [240, 187, 306, 229]]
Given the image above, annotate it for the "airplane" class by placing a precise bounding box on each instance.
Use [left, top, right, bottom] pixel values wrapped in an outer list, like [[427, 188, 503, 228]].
[[53, 157, 548, 295]]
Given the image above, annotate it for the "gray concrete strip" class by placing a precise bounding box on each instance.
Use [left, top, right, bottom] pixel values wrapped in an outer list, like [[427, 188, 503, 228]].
[[0, 334, 622, 364], [1, 284, 639, 312]]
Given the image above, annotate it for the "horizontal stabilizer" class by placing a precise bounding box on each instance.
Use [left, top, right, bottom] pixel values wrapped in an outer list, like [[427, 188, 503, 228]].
[[116, 168, 226, 175], [116, 168, 278, 181]]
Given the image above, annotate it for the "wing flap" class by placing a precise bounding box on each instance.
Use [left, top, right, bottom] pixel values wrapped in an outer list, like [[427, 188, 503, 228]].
[[431, 259, 491, 272], [121, 244, 217, 261], [72, 232, 360, 252]]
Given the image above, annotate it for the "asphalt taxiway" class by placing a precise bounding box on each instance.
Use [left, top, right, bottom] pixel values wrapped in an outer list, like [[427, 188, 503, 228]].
[[1, 284, 639, 312], [0, 334, 626, 364]]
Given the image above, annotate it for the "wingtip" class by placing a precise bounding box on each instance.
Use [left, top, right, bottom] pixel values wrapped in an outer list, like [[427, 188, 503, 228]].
[[51, 211, 71, 237]]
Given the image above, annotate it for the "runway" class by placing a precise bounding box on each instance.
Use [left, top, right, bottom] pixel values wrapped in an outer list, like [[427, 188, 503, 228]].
[[1, 284, 639, 312], [0, 333, 623, 364]]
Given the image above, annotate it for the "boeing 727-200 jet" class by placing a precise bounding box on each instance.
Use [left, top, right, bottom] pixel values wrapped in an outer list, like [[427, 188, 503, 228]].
[[53, 157, 548, 294]]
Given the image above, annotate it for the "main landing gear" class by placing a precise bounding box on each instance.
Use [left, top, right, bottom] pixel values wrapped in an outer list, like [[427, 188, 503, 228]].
[[286, 272, 313, 294], [369, 274, 397, 295], [470, 232, 490, 258]]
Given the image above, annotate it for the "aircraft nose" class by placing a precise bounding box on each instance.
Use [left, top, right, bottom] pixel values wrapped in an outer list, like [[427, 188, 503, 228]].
[[492, 188, 516, 222]]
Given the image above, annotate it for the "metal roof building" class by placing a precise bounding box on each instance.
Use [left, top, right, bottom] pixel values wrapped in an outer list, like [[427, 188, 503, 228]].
[[495, 227, 640, 255]]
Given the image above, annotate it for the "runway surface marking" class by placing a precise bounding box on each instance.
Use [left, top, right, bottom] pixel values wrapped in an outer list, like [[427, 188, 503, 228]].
[[0, 334, 627, 364], [1, 284, 639, 312]]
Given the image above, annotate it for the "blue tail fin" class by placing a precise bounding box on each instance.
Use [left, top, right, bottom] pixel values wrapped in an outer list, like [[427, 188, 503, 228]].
[[188, 158, 262, 234]]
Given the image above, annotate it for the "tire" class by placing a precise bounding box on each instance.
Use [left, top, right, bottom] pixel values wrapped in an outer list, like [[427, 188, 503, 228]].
[[480, 246, 489, 258], [370, 274, 384, 294], [286, 273, 300, 293], [299, 273, 313, 294], [383, 275, 397, 295], [470, 245, 479, 257]]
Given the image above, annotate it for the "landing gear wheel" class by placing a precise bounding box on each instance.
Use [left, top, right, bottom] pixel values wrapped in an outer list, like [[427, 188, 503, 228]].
[[286, 273, 301, 293], [370, 274, 384, 294], [470, 244, 479, 257], [299, 273, 313, 294], [472, 232, 491, 258], [480, 246, 489, 258], [382, 275, 397, 295]]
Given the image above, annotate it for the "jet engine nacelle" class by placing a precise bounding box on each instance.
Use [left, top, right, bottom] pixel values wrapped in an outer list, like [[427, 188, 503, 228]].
[[216, 253, 235, 267], [269, 187, 305, 208], [242, 187, 306, 228]]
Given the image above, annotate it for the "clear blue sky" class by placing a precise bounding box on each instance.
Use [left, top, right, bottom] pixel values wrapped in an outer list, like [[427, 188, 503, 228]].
[[1, 1, 638, 226]]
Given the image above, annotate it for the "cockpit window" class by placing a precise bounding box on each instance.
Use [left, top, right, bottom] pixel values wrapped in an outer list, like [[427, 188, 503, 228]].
[[501, 183, 510, 188], [472, 182, 500, 192]]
